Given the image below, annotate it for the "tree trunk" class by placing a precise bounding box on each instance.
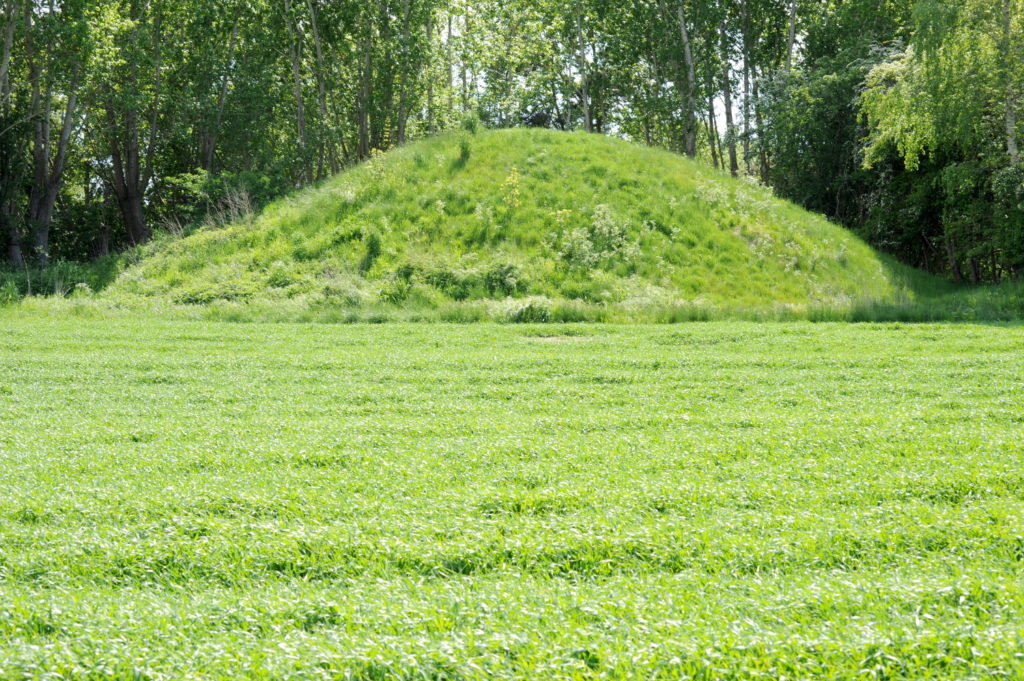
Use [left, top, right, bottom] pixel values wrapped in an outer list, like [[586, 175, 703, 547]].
[[25, 2, 49, 263], [107, 105, 151, 245], [969, 257, 981, 284], [676, 1, 697, 156], [708, 108, 720, 169], [373, 0, 393, 150], [785, 0, 797, 75], [461, 11, 469, 111], [41, 83, 78, 236], [0, 0, 15, 108], [284, 0, 310, 182], [720, 21, 739, 176], [96, 219, 109, 258], [118, 192, 148, 245], [446, 15, 454, 121], [426, 12, 435, 133], [110, 123, 149, 247], [1002, 0, 1019, 165], [113, 190, 148, 246], [1008, 102, 1020, 166], [395, 0, 412, 144], [741, 0, 751, 172], [498, 19, 519, 128], [142, 7, 163, 194], [707, 93, 722, 166], [1, 1, 17, 266], [101, 4, 161, 247], [574, 0, 591, 133], [25, 8, 80, 265], [945, 234, 963, 282], [753, 66, 768, 180], [83, 166, 107, 259], [5, 231, 22, 267], [305, 0, 331, 175], [358, 30, 373, 158], [550, 69, 565, 129]]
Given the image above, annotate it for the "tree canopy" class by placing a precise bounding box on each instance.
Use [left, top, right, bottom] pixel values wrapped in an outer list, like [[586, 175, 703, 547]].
[[0, 0, 1020, 282]]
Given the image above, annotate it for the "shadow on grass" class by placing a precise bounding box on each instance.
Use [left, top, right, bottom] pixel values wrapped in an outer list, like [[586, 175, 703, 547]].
[[811, 255, 1024, 324]]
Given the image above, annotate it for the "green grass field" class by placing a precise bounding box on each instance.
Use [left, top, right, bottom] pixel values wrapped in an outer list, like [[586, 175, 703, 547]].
[[2, 317, 1024, 679]]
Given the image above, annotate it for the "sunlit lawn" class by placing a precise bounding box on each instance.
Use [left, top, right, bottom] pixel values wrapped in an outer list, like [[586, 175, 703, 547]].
[[2, 318, 1023, 679]]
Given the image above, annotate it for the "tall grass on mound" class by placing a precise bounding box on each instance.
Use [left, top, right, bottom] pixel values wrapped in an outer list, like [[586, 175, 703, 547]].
[[102, 128, 910, 316]]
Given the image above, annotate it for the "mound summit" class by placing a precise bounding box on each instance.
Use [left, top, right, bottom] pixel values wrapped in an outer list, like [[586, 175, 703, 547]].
[[110, 128, 906, 320]]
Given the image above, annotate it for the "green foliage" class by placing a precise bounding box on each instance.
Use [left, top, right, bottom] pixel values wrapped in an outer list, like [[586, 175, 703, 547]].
[[2, 319, 1024, 678], [855, 0, 1024, 281], [860, 47, 936, 172], [265, 260, 302, 288], [0, 258, 124, 299], [424, 267, 476, 300], [992, 166, 1024, 269], [2, 0, 1017, 293]]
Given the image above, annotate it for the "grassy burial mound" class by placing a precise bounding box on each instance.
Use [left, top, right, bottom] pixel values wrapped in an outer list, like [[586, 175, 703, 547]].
[[109, 128, 909, 321]]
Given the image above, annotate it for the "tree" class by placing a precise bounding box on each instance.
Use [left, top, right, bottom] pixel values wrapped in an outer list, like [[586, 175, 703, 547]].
[[24, 0, 93, 264], [860, 0, 1024, 280], [1, 0, 23, 266]]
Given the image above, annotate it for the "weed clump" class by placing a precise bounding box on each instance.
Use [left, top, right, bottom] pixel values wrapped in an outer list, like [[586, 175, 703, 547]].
[[484, 263, 524, 296], [504, 297, 551, 323], [359, 232, 383, 274], [550, 205, 639, 271], [0, 280, 17, 306], [174, 280, 261, 305], [457, 137, 472, 168], [460, 113, 480, 134], [379, 264, 416, 304]]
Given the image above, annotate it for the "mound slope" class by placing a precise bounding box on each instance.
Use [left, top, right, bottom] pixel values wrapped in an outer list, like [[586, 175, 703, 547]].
[[110, 128, 905, 319]]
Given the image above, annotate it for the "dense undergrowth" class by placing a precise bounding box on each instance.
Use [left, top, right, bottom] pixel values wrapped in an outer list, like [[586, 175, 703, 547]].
[[2, 128, 1021, 322]]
